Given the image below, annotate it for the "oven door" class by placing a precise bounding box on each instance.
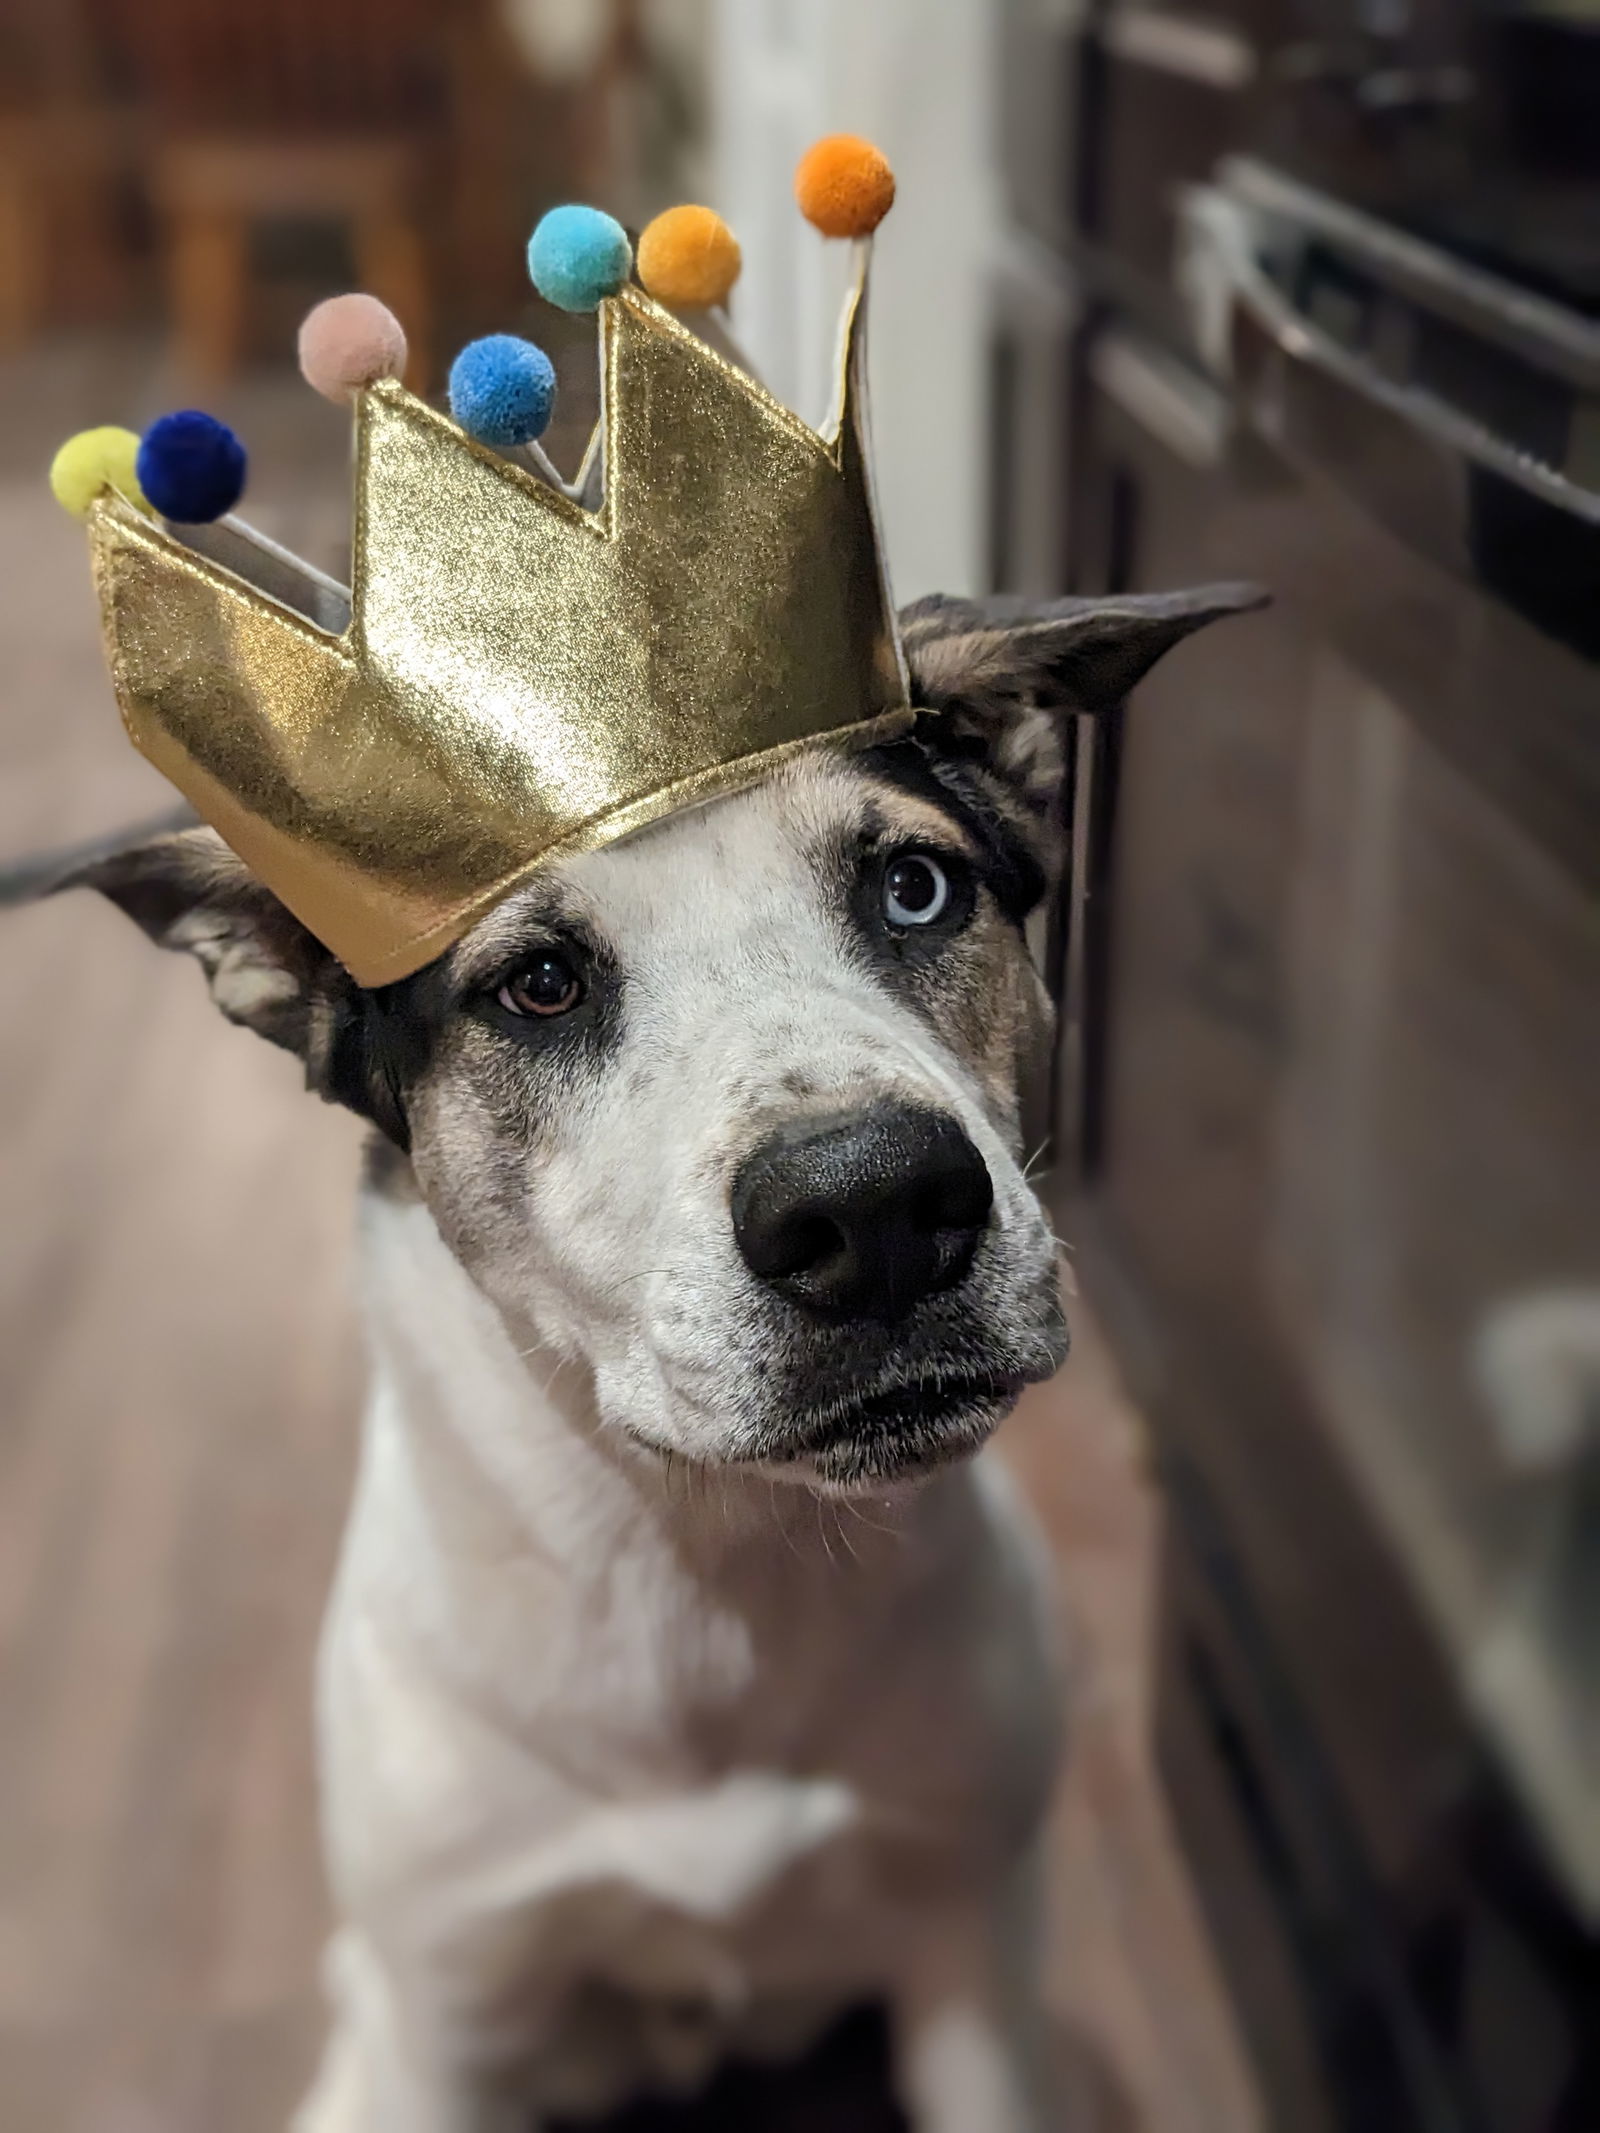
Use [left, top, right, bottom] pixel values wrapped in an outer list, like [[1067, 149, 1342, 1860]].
[[1058, 190, 1600, 2130]]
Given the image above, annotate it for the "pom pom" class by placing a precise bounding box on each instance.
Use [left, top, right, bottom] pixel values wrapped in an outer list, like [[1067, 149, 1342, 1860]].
[[794, 135, 896, 239], [49, 426, 149, 518], [528, 205, 632, 313], [637, 206, 742, 309], [298, 293, 407, 403], [136, 412, 247, 523], [448, 335, 557, 449]]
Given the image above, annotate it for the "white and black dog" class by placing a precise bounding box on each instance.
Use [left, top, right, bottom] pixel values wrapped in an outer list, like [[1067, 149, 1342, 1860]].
[[46, 583, 1257, 2132]]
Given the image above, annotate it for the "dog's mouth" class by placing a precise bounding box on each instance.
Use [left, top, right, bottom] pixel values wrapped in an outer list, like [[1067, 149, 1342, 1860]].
[[775, 1369, 1029, 1489]]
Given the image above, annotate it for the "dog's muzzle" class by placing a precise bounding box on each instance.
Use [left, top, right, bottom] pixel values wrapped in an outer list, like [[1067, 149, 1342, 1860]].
[[731, 1102, 993, 1324]]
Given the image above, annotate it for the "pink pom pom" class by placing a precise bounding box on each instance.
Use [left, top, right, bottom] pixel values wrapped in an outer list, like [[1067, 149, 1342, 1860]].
[[297, 294, 408, 403]]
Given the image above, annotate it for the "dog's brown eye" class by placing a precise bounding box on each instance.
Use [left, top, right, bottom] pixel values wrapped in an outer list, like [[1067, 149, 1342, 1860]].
[[498, 953, 583, 1018], [882, 852, 951, 928]]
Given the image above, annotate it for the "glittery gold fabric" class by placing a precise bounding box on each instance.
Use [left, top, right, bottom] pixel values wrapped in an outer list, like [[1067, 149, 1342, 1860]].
[[88, 279, 911, 985]]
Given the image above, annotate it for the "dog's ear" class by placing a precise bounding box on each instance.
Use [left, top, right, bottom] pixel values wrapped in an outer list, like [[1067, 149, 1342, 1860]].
[[50, 823, 410, 1145], [899, 583, 1266, 808]]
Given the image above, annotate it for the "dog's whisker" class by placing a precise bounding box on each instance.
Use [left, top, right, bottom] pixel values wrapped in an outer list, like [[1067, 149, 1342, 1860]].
[[813, 1489, 845, 1569], [842, 1499, 899, 1539], [585, 1267, 680, 1317], [1019, 1134, 1051, 1186], [831, 1500, 863, 1565], [768, 1478, 805, 1560]]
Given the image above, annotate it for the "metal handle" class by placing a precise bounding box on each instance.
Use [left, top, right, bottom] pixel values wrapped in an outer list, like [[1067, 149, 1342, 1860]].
[[1178, 183, 1600, 529]]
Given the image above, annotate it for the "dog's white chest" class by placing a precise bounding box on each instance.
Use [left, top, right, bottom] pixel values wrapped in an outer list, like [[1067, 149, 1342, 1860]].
[[399, 1761, 890, 2114], [314, 1260, 1062, 2123], [530, 1772, 893, 2104]]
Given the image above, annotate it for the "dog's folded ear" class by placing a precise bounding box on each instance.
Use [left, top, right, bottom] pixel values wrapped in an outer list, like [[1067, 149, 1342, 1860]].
[[899, 583, 1267, 808], [47, 824, 410, 1145]]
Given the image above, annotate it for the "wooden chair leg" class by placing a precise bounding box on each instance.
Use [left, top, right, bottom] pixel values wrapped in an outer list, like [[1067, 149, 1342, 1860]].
[[354, 208, 430, 392], [167, 206, 247, 384], [0, 163, 45, 350]]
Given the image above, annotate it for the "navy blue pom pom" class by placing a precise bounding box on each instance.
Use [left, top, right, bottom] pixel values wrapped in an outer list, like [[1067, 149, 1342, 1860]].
[[448, 335, 558, 449], [136, 412, 247, 524]]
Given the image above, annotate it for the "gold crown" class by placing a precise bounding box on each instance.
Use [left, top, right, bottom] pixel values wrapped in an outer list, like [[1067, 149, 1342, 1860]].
[[84, 228, 910, 983]]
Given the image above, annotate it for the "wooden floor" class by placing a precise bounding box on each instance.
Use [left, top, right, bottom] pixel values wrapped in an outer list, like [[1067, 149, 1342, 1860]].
[[0, 339, 1261, 2133]]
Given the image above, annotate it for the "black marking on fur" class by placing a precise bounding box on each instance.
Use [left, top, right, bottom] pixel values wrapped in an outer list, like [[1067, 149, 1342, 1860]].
[[357, 910, 626, 1159], [314, 984, 415, 1150], [860, 739, 1046, 926]]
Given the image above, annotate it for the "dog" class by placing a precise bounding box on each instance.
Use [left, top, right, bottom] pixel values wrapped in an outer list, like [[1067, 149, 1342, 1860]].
[[50, 583, 1258, 2132]]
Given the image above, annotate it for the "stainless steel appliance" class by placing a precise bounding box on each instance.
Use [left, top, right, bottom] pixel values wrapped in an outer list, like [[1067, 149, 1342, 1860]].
[[1052, 5, 1600, 2125]]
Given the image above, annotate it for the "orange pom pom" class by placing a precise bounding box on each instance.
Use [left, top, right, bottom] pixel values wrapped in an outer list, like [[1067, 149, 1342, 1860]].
[[794, 135, 896, 239], [637, 206, 742, 308]]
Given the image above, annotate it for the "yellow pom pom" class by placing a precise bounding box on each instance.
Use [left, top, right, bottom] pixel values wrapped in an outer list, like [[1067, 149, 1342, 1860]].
[[49, 427, 149, 519], [794, 135, 896, 239], [637, 206, 742, 309]]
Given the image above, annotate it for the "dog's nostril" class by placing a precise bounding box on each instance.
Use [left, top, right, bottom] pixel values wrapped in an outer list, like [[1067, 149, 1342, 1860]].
[[731, 1102, 993, 1325], [757, 1210, 843, 1282]]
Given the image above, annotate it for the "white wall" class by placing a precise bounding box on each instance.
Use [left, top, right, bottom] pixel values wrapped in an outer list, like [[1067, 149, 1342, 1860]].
[[710, 0, 1005, 604]]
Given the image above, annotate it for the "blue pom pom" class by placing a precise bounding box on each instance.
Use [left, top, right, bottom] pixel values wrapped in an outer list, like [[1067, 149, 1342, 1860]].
[[136, 411, 246, 523], [527, 206, 632, 313], [448, 335, 558, 450]]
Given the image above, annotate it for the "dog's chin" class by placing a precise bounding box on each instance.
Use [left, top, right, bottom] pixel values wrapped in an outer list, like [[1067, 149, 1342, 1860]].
[[617, 1289, 1070, 1494], [616, 1374, 1030, 1496], [761, 1373, 1031, 1495]]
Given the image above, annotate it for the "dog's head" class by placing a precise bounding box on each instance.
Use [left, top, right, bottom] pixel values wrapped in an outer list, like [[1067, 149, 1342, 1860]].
[[63, 587, 1256, 1489]]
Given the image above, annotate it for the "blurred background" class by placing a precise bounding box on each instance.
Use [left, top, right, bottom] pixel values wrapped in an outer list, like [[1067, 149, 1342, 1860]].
[[1, 1, 1597, 2128]]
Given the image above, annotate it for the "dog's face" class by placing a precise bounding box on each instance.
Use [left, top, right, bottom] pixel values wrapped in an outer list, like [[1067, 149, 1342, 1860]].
[[388, 742, 1061, 1487], [69, 586, 1258, 1488]]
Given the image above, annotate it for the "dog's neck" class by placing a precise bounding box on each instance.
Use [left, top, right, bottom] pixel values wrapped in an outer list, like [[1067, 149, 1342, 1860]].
[[345, 1174, 981, 1766], [349, 1174, 964, 1680]]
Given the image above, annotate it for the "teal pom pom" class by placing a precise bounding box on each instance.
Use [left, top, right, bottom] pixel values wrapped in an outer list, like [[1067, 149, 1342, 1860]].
[[528, 206, 632, 313], [448, 336, 557, 449], [135, 411, 246, 523]]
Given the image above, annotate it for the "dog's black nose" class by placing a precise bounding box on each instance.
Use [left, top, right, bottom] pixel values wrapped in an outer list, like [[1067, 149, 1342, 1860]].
[[731, 1103, 994, 1323]]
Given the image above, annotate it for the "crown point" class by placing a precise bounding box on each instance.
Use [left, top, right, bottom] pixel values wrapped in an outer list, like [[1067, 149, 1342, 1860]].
[[50, 426, 150, 518], [298, 293, 407, 403], [637, 206, 742, 309], [136, 412, 246, 523], [448, 334, 557, 448], [795, 135, 896, 238], [528, 205, 632, 312]]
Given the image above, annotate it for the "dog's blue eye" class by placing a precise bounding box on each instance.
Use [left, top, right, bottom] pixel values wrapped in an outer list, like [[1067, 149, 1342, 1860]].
[[498, 952, 583, 1018], [882, 853, 950, 929]]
